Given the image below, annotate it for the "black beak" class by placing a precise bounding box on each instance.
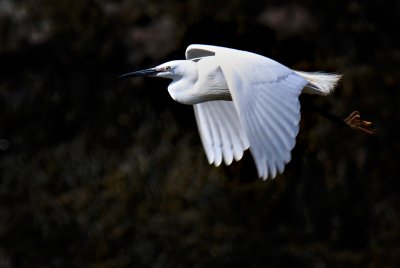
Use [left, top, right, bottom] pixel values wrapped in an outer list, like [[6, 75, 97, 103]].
[[119, 68, 159, 78]]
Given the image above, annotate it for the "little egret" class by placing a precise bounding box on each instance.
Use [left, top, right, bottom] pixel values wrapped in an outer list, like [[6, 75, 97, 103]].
[[121, 44, 375, 180]]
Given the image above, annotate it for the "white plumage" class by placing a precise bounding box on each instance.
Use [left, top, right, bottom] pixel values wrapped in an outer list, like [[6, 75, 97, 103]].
[[121, 44, 341, 180]]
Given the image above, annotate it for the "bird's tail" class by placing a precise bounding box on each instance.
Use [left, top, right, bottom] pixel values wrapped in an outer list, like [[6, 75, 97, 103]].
[[294, 71, 342, 96]]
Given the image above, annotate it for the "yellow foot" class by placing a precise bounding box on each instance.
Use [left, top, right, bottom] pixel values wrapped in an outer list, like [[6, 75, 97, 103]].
[[344, 111, 377, 135]]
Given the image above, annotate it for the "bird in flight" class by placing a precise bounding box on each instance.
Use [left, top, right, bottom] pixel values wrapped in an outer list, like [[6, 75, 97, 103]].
[[121, 44, 376, 180]]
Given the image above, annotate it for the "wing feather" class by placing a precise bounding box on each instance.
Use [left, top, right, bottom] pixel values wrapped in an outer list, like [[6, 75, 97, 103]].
[[215, 47, 307, 179], [193, 103, 215, 164], [217, 102, 249, 160], [212, 104, 234, 165], [193, 101, 249, 167], [211, 104, 233, 165], [202, 103, 223, 166], [258, 91, 296, 151], [187, 44, 307, 179]]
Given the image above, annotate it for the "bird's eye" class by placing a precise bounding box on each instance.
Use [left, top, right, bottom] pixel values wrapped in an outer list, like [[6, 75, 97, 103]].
[[165, 66, 172, 71]]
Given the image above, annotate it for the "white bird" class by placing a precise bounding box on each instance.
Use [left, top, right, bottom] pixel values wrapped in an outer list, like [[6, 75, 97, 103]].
[[120, 44, 348, 180]]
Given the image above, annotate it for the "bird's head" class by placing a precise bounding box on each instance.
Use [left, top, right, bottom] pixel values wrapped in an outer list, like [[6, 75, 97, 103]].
[[120, 60, 196, 80]]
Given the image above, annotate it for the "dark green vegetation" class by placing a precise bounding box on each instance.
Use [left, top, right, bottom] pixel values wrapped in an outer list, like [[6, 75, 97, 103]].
[[0, 1, 399, 267]]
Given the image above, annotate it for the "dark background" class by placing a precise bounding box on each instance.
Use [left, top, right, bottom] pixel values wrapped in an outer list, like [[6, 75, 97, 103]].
[[0, 0, 399, 267]]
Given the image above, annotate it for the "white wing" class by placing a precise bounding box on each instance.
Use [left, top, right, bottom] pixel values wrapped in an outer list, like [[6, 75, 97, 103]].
[[187, 45, 308, 179], [193, 101, 250, 166]]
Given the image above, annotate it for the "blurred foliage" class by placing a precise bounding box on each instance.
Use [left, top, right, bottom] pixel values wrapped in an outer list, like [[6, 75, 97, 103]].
[[0, 0, 399, 267]]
